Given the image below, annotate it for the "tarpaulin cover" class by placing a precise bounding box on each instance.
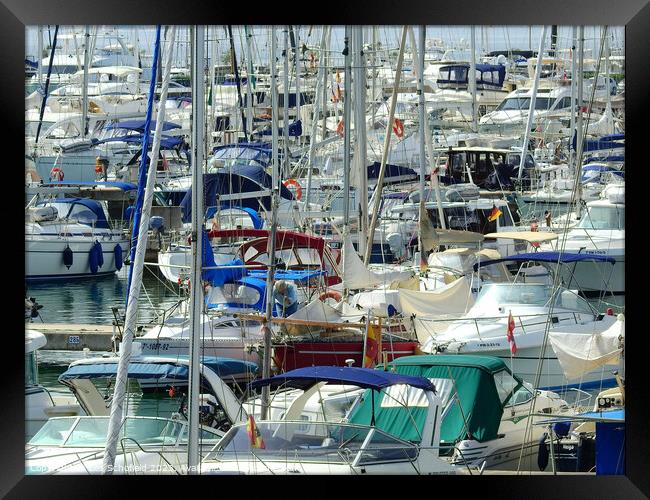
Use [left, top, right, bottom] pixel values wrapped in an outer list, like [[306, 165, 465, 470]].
[[348, 355, 519, 444], [549, 314, 624, 380], [180, 167, 294, 223]]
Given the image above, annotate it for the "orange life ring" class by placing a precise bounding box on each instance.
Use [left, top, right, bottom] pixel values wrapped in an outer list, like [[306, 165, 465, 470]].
[[392, 118, 404, 138], [336, 120, 344, 137], [50, 167, 64, 182], [319, 290, 342, 302], [283, 178, 303, 201]]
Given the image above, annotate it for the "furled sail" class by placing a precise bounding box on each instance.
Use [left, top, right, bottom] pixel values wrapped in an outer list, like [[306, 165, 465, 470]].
[[342, 235, 411, 289]]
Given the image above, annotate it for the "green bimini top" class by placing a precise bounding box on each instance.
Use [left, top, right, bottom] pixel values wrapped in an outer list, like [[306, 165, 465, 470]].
[[347, 354, 523, 446]]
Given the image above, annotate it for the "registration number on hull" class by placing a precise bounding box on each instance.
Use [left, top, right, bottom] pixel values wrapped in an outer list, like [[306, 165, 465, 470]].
[[141, 343, 171, 351]]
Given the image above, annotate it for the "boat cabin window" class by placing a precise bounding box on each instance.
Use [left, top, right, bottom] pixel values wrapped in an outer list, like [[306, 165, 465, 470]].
[[492, 370, 521, 405], [576, 205, 625, 230], [473, 283, 553, 310], [506, 382, 535, 407], [554, 97, 575, 110], [506, 153, 535, 169], [554, 289, 596, 314], [25, 352, 38, 386], [496, 97, 553, 111]]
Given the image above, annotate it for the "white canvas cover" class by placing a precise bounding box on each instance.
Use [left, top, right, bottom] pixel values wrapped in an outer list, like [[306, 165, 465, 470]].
[[398, 278, 475, 345], [342, 235, 412, 289], [548, 314, 624, 380]]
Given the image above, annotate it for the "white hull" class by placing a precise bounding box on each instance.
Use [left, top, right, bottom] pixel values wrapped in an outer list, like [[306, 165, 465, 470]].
[[437, 344, 621, 391], [25, 237, 129, 280]]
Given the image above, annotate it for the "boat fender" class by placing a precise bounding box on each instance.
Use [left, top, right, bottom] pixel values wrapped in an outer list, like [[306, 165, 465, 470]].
[[89, 243, 99, 274], [537, 431, 549, 471], [89, 241, 103, 273], [96, 241, 104, 269], [114, 244, 123, 271], [319, 290, 342, 302], [63, 244, 73, 269]]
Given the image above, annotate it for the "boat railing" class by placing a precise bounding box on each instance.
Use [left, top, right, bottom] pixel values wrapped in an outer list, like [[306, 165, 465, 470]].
[[415, 311, 584, 342]]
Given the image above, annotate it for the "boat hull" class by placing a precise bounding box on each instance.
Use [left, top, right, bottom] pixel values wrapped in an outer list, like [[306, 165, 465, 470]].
[[272, 341, 420, 372], [25, 237, 129, 280]]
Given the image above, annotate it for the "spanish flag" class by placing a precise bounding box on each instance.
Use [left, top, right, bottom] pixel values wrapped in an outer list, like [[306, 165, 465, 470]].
[[247, 415, 266, 449], [507, 310, 517, 355], [363, 324, 382, 368], [487, 205, 502, 222]]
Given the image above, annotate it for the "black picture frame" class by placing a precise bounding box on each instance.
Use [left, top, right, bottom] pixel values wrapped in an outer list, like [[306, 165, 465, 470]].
[[4, 0, 647, 497]]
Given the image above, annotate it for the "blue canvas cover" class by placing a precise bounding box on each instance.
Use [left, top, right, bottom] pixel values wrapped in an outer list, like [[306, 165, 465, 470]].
[[250, 366, 436, 392], [106, 120, 181, 132], [180, 167, 294, 223], [473, 251, 616, 270]]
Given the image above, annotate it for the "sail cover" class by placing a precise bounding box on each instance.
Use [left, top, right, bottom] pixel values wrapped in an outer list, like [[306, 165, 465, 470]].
[[548, 314, 624, 380], [342, 235, 412, 289]]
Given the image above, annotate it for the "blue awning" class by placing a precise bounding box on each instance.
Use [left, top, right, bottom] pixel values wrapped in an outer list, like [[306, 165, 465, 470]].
[[180, 167, 294, 223], [250, 366, 436, 392], [473, 251, 616, 271], [94, 134, 184, 150], [106, 120, 181, 132], [204, 206, 264, 230], [367, 163, 418, 184], [60, 361, 189, 381], [36, 197, 111, 229], [38, 181, 137, 191], [59, 356, 257, 381], [247, 269, 325, 283]]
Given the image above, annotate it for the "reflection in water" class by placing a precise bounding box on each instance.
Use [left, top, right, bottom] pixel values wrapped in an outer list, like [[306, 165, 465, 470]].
[[26, 268, 183, 325]]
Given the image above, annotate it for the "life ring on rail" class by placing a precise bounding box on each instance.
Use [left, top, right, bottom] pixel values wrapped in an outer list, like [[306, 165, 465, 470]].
[[50, 166, 64, 182], [319, 290, 342, 302], [283, 178, 303, 201], [336, 119, 344, 137], [392, 118, 404, 138]]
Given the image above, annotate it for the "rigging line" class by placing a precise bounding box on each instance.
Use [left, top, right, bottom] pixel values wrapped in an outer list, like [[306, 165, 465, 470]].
[[516, 28, 610, 474]]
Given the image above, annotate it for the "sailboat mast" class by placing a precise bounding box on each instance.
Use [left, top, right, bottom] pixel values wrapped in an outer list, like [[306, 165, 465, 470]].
[[244, 26, 255, 139], [363, 26, 408, 266], [417, 25, 427, 268], [227, 25, 248, 143], [304, 27, 328, 211], [187, 24, 205, 473], [517, 26, 548, 182], [81, 26, 90, 138], [283, 27, 290, 178], [187, 26, 205, 474], [294, 26, 301, 146], [342, 27, 352, 231], [353, 26, 368, 257], [575, 26, 585, 219], [261, 26, 280, 420], [469, 26, 477, 133], [37, 25, 43, 84], [408, 26, 446, 230], [570, 27, 577, 171], [102, 26, 175, 474]]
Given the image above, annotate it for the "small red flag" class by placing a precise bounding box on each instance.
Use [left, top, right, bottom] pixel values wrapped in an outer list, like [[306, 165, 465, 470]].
[[507, 310, 517, 355]]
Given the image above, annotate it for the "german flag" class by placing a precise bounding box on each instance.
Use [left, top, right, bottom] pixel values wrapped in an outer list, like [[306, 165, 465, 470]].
[[487, 205, 502, 222], [247, 415, 266, 449]]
